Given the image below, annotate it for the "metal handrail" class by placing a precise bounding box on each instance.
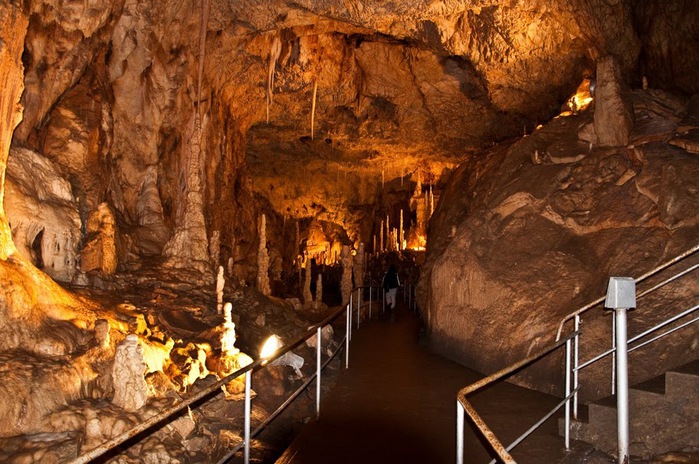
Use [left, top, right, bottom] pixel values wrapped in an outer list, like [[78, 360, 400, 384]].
[[456, 331, 579, 464], [68, 283, 380, 464], [457, 244, 698, 464], [576, 303, 699, 372], [556, 243, 699, 341]]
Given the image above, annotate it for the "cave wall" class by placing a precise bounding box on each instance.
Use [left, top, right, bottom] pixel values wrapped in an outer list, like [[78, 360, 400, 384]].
[[420, 88, 699, 399]]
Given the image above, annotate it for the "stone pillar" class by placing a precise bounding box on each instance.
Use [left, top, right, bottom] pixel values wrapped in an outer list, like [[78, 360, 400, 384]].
[[353, 243, 365, 289], [112, 334, 148, 411], [257, 214, 271, 296], [221, 302, 239, 356], [210, 230, 220, 269], [340, 245, 353, 306], [315, 273, 323, 307], [303, 259, 313, 305], [594, 56, 634, 147], [216, 265, 225, 313]]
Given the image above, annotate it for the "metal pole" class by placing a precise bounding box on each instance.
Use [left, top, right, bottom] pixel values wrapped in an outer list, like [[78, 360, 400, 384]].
[[357, 288, 361, 328], [345, 304, 350, 368], [316, 327, 322, 418], [244, 370, 251, 464], [612, 315, 616, 395], [615, 307, 630, 464], [456, 401, 464, 464], [369, 287, 372, 320], [574, 315, 580, 419], [564, 338, 571, 450]]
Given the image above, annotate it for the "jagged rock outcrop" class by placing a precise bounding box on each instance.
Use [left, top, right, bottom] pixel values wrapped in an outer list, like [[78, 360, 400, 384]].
[[420, 89, 699, 400]]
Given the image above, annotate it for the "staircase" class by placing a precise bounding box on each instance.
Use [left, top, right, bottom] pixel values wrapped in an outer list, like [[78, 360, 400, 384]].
[[562, 360, 699, 459]]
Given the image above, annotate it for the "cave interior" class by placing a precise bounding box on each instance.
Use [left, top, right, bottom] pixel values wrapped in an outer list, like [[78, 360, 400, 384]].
[[0, 0, 698, 462]]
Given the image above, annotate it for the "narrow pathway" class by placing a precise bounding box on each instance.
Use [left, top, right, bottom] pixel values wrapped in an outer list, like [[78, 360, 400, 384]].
[[275, 303, 576, 464]]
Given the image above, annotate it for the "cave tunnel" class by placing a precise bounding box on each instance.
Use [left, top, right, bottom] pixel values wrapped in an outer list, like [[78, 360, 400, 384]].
[[0, 0, 698, 463]]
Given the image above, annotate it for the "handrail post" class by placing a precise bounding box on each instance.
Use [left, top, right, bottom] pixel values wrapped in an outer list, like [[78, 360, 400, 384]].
[[316, 327, 322, 418], [456, 401, 464, 464], [605, 277, 636, 464], [573, 315, 580, 419], [244, 370, 252, 464], [356, 288, 361, 328], [345, 303, 351, 368], [564, 338, 572, 449]]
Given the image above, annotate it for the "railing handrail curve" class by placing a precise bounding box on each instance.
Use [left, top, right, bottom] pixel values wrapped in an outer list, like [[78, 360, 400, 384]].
[[457, 331, 579, 464]]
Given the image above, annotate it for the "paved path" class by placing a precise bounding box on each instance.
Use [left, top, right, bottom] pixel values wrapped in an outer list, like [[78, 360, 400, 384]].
[[275, 304, 574, 464]]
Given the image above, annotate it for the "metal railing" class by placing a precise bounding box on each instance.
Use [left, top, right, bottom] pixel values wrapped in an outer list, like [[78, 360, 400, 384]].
[[68, 285, 383, 464], [456, 243, 699, 463]]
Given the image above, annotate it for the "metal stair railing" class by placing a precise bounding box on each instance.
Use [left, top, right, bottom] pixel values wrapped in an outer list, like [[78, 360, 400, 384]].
[[556, 244, 699, 463], [456, 243, 699, 464], [456, 331, 580, 464], [67, 285, 383, 464]]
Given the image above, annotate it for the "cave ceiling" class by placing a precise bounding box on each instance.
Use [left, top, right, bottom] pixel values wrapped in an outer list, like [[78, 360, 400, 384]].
[[8, 0, 699, 271]]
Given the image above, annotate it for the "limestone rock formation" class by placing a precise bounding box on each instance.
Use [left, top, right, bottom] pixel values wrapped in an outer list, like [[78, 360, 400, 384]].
[[112, 334, 148, 411], [420, 89, 699, 400], [5, 147, 80, 282], [340, 245, 353, 307], [257, 214, 271, 296], [594, 56, 634, 147], [81, 202, 117, 276]]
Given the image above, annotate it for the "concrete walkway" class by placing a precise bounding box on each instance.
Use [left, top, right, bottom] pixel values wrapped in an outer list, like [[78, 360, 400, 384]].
[[275, 304, 577, 464]]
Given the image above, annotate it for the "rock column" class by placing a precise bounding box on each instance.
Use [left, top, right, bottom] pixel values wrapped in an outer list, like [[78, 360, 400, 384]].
[[257, 214, 271, 296], [112, 334, 148, 411], [340, 245, 353, 307]]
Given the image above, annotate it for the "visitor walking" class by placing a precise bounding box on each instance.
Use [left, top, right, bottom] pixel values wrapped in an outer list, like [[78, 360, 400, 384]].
[[382, 264, 400, 312]]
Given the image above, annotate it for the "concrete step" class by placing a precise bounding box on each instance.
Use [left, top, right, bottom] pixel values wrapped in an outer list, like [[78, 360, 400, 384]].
[[562, 359, 699, 459]]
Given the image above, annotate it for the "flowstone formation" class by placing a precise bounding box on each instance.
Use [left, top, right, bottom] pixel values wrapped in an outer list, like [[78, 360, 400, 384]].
[[421, 83, 699, 400]]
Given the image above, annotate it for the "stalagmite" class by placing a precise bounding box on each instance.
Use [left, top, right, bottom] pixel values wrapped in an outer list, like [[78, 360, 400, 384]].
[[112, 334, 148, 411], [82, 202, 117, 276], [340, 245, 353, 307], [257, 214, 271, 296], [210, 230, 220, 269], [353, 243, 365, 290], [221, 302, 239, 356], [303, 259, 313, 305], [216, 266, 225, 314], [399, 210, 404, 250], [315, 273, 323, 307], [380, 220, 384, 252]]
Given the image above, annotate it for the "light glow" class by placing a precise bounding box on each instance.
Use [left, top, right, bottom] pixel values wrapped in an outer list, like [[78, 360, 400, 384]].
[[260, 334, 283, 360]]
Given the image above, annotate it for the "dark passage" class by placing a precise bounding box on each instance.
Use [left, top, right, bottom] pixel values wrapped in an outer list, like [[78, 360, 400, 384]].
[[276, 302, 577, 464]]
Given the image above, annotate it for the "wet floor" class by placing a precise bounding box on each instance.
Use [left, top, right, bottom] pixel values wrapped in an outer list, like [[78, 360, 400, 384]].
[[275, 303, 582, 464]]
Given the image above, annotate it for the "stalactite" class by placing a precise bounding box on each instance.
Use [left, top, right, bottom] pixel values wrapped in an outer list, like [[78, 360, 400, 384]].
[[196, 0, 211, 117], [267, 36, 282, 124], [311, 79, 318, 140]]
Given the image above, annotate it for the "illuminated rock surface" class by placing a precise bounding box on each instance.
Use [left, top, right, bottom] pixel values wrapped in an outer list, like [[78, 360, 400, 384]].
[[0, 0, 698, 462]]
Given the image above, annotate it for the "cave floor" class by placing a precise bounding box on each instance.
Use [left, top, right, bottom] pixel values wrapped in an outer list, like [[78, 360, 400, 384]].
[[272, 302, 603, 464]]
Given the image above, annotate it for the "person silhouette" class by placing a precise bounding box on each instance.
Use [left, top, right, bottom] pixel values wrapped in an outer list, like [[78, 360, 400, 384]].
[[382, 264, 400, 313]]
